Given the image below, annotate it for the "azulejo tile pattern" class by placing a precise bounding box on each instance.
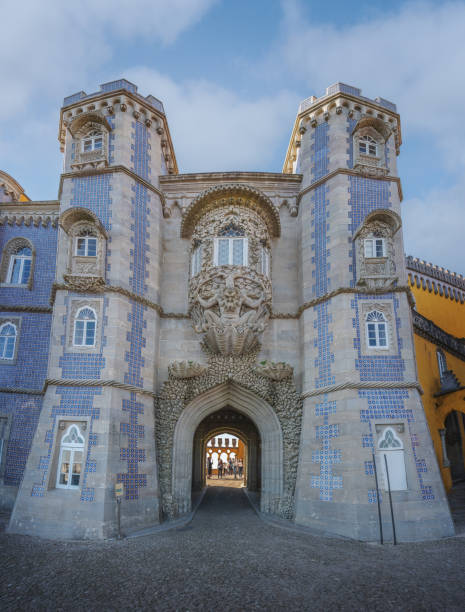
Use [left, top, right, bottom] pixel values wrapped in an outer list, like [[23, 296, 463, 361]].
[[71, 175, 112, 231], [313, 302, 335, 389], [31, 387, 101, 501], [311, 122, 329, 183], [311, 396, 342, 501], [359, 389, 434, 503], [351, 294, 405, 382], [118, 122, 151, 500]]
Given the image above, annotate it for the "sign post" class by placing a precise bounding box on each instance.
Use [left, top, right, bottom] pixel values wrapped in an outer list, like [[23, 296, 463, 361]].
[[115, 482, 124, 540]]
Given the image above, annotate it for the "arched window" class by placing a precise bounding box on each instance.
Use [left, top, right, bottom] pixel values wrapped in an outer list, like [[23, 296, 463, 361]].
[[366, 310, 388, 348], [191, 244, 202, 277], [437, 349, 447, 378], [82, 130, 103, 153], [73, 307, 97, 347], [359, 135, 378, 156], [0, 323, 17, 360], [214, 225, 248, 266], [75, 229, 97, 257], [7, 246, 32, 284], [56, 424, 85, 489]]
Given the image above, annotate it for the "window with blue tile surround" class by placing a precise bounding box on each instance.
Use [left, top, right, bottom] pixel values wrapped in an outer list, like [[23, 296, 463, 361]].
[[31, 387, 101, 501], [359, 389, 434, 503], [351, 294, 405, 382], [311, 396, 342, 501]]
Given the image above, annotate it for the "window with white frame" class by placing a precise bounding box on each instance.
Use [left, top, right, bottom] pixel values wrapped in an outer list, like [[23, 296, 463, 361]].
[[56, 424, 85, 489], [214, 226, 248, 266], [359, 135, 378, 156], [75, 231, 97, 257], [260, 245, 270, 276], [73, 307, 97, 347], [191, 244, 202, 276], [364, 238, 385, 258], [82, 130, 103, 153], [0, 322, 17, 360], [376, 427, 407, 491], [7, 246, 32, 284], [366, 310, 388, 348]]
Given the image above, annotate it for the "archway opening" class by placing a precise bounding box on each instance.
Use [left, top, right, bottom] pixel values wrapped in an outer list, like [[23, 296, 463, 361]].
[[192, 408, 260, 495], [445, 410, 465, 484]]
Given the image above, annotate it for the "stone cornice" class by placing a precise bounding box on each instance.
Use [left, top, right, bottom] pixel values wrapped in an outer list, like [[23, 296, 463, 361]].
[[58, 166, 167, 212], [159, 171, 303, 186], [302, 380, 423, 400], [412, 311, 465, 361], [0, 201, 59, 227], [296, 168, 403, 204]]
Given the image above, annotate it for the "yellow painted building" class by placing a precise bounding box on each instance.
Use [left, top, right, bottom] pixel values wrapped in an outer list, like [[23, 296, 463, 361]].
[[407, 257, 465, 492]]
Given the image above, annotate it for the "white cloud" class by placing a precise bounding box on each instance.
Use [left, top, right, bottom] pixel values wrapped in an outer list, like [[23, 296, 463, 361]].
[[127, 67, 297, 172], [402, 180, 465, 274], [0, 0, 218, 116]]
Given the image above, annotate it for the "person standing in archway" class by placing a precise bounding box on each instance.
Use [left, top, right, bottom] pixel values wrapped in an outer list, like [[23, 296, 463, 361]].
[[218, 458, 223, 479], [207, 455, 212, 478], [238, 458, 243, 478]]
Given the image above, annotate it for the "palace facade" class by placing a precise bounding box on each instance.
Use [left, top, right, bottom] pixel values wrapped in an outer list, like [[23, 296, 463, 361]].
[[0, 80, 463, 541]]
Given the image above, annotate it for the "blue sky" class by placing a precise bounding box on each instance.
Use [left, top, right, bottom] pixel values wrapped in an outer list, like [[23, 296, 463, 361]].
[[1, 0, 464, 273]]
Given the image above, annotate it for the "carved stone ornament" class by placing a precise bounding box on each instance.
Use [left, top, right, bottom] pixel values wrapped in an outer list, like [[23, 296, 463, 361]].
[[254, 361, 294, 380], [189, 266, 272, 356], [356, 219, 397, 290], [168, 360, 207, 379], [63, 274, 105, 292]]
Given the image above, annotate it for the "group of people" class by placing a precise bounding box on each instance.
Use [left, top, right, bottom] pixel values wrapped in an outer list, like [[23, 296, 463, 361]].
[[207, 456, 243, 479]]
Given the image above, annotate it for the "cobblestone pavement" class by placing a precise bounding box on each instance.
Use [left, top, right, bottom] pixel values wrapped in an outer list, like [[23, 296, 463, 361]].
[[1, 486, 464, 611]]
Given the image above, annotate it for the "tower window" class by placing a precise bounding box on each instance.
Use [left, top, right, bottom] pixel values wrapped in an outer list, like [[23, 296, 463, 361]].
[[364, 238, 385, 258], [0, 323, 17, 360], [436, 349, 447, 378], [359, 135, 378, 157], [73, 307, 97, 347], [366, 310, 388, 348], [376, 427, 407, 491], [214, 226, 248, 266], [75, 233, 97, 257], [260, 245, 270, 276], [56, 424, 85, 489], [82, 131, 103, 153], [7, 246, 32, 284]]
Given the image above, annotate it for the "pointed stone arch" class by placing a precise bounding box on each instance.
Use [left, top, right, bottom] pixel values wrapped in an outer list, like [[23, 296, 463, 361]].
[[171, 381, 283, 516]]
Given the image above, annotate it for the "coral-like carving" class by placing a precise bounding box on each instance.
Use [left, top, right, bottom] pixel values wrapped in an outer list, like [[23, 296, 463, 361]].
[[189, 266, 271, 355], [168, 360, 207, 379], [63, 274, 105, 292], [254, 360, 293, 380]]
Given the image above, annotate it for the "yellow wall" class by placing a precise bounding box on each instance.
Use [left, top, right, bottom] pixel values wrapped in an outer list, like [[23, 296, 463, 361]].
[[410, 278, 465, 337], [414, 334, 465, 492]]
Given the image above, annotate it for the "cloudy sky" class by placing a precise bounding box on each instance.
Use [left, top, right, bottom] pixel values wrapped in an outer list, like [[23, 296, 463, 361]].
[[1, 0, 464, 273]]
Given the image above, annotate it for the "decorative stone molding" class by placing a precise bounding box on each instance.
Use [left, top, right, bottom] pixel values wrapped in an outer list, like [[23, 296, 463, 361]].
[[0, 209, 58, 228], [180, 183, 281, 238], [63, 275, 105, 292], [412, 311, 465, 362], [68, 111, 112, 171], [156, 352, 302, 520], [67, 298, 103, 351], [0, 170, 27, 202], [406, 256, 465, 303], [168, 361, 207, 379], [189, 266, 272, 356], [254, 361, 293, 380], [353, 209, 401, 290], [359, 301, 396, 355]]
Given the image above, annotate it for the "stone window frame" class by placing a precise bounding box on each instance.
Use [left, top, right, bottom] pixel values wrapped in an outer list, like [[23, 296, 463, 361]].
[[364, 237, 386, 259], [55, 423, 86, 490], [360, 301, 396, 355], [48, 419, 89, 492], [60, 208, 108, 288], [0, 237, 35, 289], [190, 206, 271, 277], [352, 117, 392, 177], [213, 236, 249, 266], [67, 299, 102, 353], [0, 316, 21, 364], [190, 243, 203, 277], [365, 310, 389, 350], [68, 113, 112, 171], [353, 209, 401, 290]]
